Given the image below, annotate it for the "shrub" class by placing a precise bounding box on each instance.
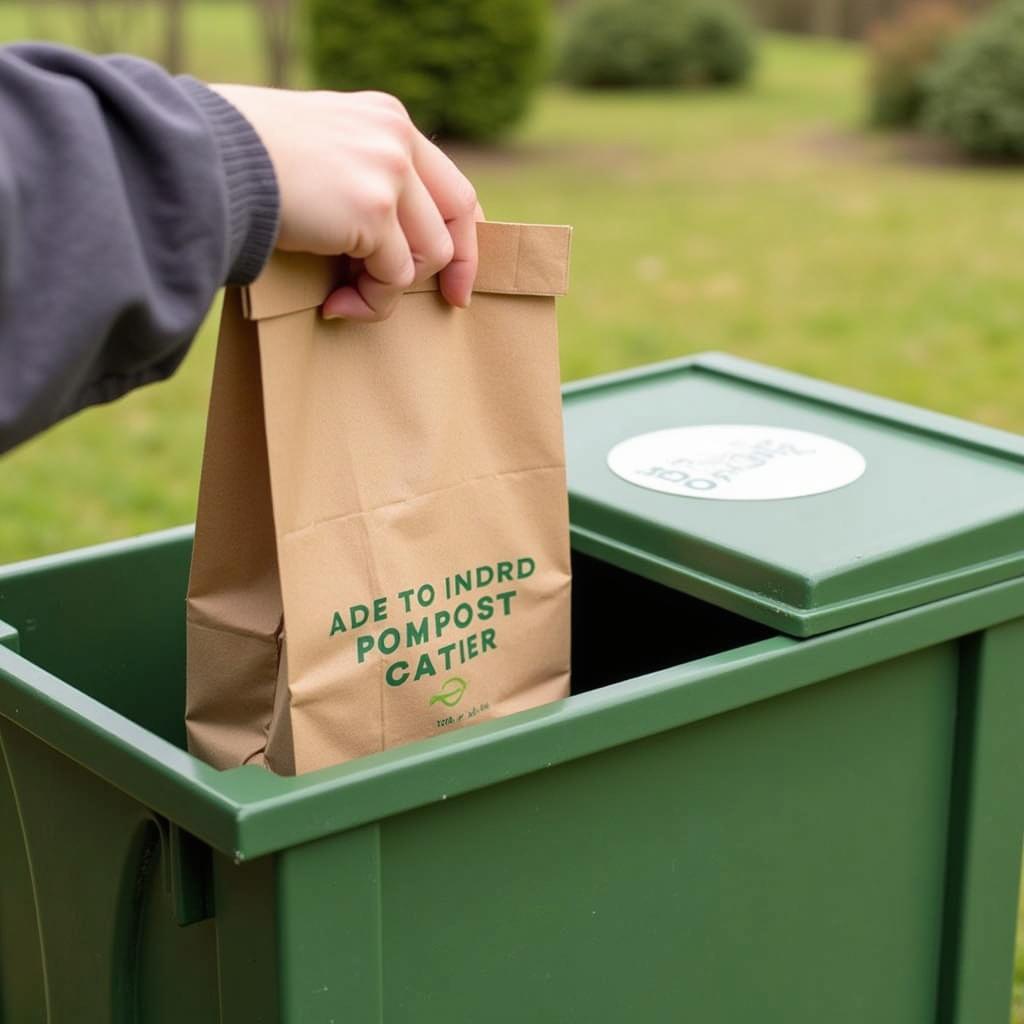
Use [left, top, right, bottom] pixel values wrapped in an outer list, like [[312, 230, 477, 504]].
[[925, 0, 1024, 158], [559, 0, 692, 88], [866, 2, 966, 128], [559, 0, 756, 90], [684, 2, 758, 85], [306, 0, 547, 142]]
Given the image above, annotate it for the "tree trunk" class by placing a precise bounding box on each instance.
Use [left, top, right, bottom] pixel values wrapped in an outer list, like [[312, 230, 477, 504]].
[[259, 0, 292, 88], [810, 0, 844, 37], [77, 0, 138, 54], [162, 0, 186, 73]]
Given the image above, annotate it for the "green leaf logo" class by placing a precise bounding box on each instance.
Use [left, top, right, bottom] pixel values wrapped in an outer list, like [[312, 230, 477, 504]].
[[429, 676, 468, 708]]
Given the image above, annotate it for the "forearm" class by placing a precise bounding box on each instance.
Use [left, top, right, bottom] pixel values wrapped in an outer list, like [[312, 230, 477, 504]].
[[0, 44, 279, 453]]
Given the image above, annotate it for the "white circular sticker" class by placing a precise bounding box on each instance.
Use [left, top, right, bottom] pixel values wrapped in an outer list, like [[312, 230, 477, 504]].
[[607, 425, 866, 501]]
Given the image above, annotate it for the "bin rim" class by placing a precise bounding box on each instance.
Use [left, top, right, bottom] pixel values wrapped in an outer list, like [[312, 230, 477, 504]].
[[1, 526, 1022, 861]]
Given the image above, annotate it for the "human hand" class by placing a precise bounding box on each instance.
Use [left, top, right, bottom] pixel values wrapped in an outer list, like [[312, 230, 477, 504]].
[[208, 84, 483, 320]]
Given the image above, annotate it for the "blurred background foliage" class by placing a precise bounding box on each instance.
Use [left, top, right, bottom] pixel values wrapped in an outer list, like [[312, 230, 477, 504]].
[[740, 0, 991, 37], [558, 0, 757, 89], [866, 1, 966, 127], [308, 0, 548, 140], [0, 3, 1022, 1012], [0, 0, 1022, 564], [924, 0, 1024, 157], [866, 0, 1024, 158]]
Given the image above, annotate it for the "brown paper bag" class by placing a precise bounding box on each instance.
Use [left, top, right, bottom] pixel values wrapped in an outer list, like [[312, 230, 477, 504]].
[[185, 222, 572, 775]]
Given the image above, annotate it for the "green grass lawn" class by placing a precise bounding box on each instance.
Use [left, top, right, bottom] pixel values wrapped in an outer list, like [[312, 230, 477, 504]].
[[0, 11, 1022, 1012], [2, 12, 1021, 565]]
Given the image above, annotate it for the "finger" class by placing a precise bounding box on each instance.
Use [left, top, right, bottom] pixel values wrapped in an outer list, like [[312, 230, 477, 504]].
[[412, 134, 479, 308], [322, 219, 413, 321], [398, 174, 454, 284]]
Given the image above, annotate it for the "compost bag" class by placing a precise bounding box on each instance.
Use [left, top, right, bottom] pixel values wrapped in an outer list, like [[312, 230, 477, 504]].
[[186, 222, 573, 775]]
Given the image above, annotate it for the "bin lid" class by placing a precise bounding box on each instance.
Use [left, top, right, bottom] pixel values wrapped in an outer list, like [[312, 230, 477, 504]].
[[563, 353, 1024, 637]]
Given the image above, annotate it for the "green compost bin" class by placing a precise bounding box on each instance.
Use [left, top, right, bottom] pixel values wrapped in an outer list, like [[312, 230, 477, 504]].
[[1, 352, 1023, 1024]]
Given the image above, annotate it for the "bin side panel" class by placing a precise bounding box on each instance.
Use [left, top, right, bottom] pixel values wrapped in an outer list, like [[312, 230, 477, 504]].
[[274, 825, 384, 1023], [0, 721, 219, 1023], [0, 725, 46, 1024], [211, 853, 282, 1024], [377, 645, 957, 1024], [939, 618, 1024, 1024], [0, 532, 192, 748]]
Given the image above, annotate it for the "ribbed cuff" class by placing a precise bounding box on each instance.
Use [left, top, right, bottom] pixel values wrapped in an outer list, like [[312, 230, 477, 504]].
[[178, 77, 280, 285]]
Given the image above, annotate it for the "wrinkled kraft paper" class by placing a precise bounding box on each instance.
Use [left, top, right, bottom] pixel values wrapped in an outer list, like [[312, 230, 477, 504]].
[[186, 222, 573, 775]]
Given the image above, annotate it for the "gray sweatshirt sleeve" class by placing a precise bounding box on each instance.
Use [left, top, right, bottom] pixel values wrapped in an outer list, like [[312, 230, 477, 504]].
[[0, 44, 280, 454]]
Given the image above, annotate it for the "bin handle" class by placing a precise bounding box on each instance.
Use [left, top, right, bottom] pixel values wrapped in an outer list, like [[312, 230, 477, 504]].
[[151, 815, 214, 927]]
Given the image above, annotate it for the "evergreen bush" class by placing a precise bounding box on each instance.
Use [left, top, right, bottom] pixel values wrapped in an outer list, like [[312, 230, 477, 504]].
[[559, 0, 756, 90], [307, 0, 547, 141], [925, 0, 1024, 158]]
